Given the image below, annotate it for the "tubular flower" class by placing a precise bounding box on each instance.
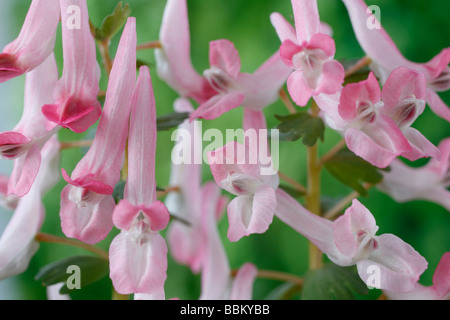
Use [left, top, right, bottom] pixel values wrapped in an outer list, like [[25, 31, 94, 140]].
[[60, 18, 137, 244], [0, 54, 59, 197], [42, 0, 102, 133], [338, 68, 439, 168], [378, 138, 450, 211], [0, 137, 61, 280], [109, 66, 170, 299], [208, 111, 279, 242], [0, 0, 60, 83], [271, 0, 345, 106], [342, 0, 450, 122], [275, 190, 428, 293]]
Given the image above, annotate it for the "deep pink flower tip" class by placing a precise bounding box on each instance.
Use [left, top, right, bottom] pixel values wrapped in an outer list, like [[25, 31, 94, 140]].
[[61, 169, 113, 196], [0, 53, 23, 83]]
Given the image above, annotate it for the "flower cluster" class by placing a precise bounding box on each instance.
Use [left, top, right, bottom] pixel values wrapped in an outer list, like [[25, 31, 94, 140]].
[[0, 0, 448, 301]]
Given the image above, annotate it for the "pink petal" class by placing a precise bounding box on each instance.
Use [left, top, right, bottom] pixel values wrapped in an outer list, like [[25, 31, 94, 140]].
[[125, 66, 157, 206], [280, 40, 301, 67], [270, 12, 297, 43], [42, 0, 101, 133], [226, 186, 276, 242], [339, 72, 381, 121], [0, 132, 31, 159], [209, 40, 241, 79], [229, 263, 258, 300], [432, 252, 450, 298], [344, 115, 411, 168], [308, 33, 336, 57], [287, 70, 315, 106], [401, 128, 441, 161], [0, 0, 59, 82], [155, 0, 209, 102], [190, 91, 245, 121], [422, 48, 450, 80], [357, 233, 428, 293], [317, 59, 345, 95], [60, 186, 115, 244], [291, 0, 321, 43], [7, 144, 41, 197], [109, 231, 168, 295]]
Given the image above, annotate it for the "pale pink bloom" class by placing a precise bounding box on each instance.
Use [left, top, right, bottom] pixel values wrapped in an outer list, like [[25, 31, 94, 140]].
[[0, 0, 60, 83], [198, 182, 257, 300], [342, 0, 450, 122], [42, 0, 102, 133], [0, 54, 59, 197], [155, 0, 213, 103], [60, 18, 137, 244], [208, 112, 279, 242], [378, 138, 450, 211], [270, 0, 345, 106], [0, 175, 18, 210], [190, 40, 291, 120], [386, 252, 450, 300], [338, 68, 439, 168], [109, 66, 170, 298], [165, 98, 207, 273], [275, 190, 428, 292], [0, 137, 60, 280]]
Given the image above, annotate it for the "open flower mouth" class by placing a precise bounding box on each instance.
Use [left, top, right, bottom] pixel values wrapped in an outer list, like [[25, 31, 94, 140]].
[[429, 68, 450, 92], [204, 66, 237, 94]]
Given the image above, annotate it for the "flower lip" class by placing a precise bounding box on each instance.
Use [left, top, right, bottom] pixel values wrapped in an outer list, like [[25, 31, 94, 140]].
[[203, 66, 237, 94], [221, 172, 263, 196], [429, 68, 450, 92]]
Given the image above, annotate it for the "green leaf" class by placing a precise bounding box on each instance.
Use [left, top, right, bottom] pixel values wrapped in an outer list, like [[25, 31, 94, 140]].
[[324, 149, 383, 196], [264, 282, 302, 300], [157, 112, 190, 131], [112, 180, 126, 203], [301, 264, 369, 300], [275, 112, 325, 146], [94, 2, 132, 42], [35, 256, 109, 294], [341, 58, 371, 85]]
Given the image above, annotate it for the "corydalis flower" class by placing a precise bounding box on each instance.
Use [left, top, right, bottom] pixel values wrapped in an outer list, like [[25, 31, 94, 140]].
[[0, 137, 60, 280], [0, 54, 59, 197], [42, 0, 102, 133], [109, 66, 170, 299], [208, 111, 279, 242], [275, 191, 428, 292], [338, 68, 439, 168], [342, 0, 450, 123], [0, 0, 60, 83], [378, 138, 450, 211], [271, 0, 345, 106], [60, 18, 137, 244]]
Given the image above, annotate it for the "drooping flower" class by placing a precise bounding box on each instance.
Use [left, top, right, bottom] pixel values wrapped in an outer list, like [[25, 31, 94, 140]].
[[0, 54, 59, 197], [342, 0, 450, 122], [109, 66, 170, 299], [385, 252, 450, 300], [0, 0, 60, 83], [337, 68, 439, 168], [275, 190, 428, 292], [271, 0, 345, 106], [190, 40, 291, 120], [42, 0, 102, 133], [208, 111, 279, 242], [60, 18, 137, 244], [165, 98, 207, 273], [0, 137, 60, 280], [378, 138, 450, 211], [198, 182, 257, 300]]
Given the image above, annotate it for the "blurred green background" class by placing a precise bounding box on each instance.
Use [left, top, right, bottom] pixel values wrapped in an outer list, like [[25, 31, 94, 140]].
[[0, 0, 448, 300]]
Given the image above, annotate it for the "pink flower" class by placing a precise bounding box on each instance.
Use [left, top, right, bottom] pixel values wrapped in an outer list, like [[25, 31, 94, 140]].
[[275, 190, 428, 292], [198, 182, 257, 300], [271, 0, 345, 106], [42, 0, 102, 133], [0, 54, 59, 197], [0, 137, 61, 280], [342, 0, 450, 123], [208, 111, 279, 242], [0, 0, 60, 83], [109, 66, 170, 298], [60, 18, 137, 245], [190, 40, 290, 120], [165, 98, 208, 273], [386, 252, 450, 300], [338, 68, 439, 168], [378, 138, 450, 211]]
